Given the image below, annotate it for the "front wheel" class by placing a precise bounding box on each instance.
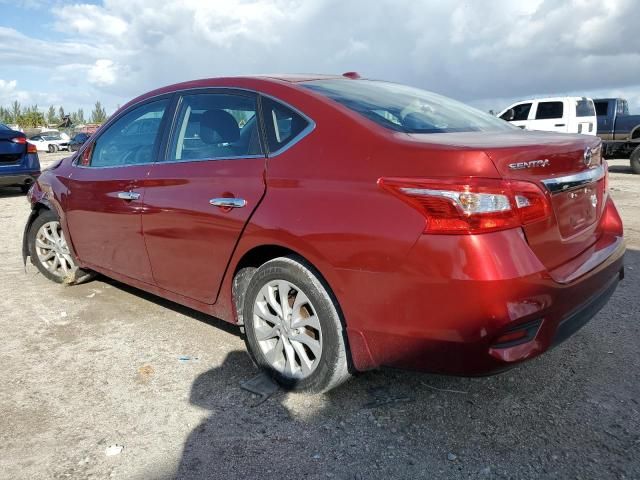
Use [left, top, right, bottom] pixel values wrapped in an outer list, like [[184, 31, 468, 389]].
[[47, 144, 55, 153], [243, 256, 351, 393], [28, 209, 95, 284], [630, 145, 640, 175]]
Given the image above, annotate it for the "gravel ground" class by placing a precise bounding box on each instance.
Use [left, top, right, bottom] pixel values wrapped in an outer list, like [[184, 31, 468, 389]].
[[0, 153, 638, 480]]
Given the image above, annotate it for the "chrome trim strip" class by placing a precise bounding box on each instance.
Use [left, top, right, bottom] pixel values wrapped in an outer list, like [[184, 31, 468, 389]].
[[542, 164, 606, 194]]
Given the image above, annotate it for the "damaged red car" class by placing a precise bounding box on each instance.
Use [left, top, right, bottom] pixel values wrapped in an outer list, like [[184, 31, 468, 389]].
[[23, 74, 625, 392]]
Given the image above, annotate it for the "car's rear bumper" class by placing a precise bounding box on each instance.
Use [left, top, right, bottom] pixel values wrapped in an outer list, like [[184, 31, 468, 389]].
[[341, 198, 625, 375], [0, 172, 40, 188]]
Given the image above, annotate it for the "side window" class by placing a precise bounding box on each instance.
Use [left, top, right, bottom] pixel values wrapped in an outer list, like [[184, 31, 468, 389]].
[[618, 100, 629, 116], [168, 93, 262, 162], [86, 99, 168, 167], [501, 103, 532, 121], [535, 101, 564, 120], [594, 101, 609, 117], [261, 97, 311, 153]]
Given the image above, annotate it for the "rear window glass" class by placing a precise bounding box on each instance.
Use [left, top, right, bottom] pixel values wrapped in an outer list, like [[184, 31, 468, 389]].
[[576, 99, 595, 117], [302, 79, 513, 134], [0, 124, 10, 131], [594, 102, 609, 116], [261, 97, 310, 152], [535, 102, 564, 120]]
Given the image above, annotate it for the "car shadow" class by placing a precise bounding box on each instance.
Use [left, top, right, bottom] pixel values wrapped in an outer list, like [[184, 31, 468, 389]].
[[0, 186, 26, 198], [608, 163, 633, 174], [144, 247, 637, 479], [100, 276, 241, 337]]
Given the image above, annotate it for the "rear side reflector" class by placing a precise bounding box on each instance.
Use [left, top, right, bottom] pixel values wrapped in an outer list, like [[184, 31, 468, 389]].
[[491, 319, 542, 348], [378, 177, 550, 234]]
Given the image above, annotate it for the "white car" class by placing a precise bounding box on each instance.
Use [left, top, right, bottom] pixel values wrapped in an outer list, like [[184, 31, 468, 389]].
[[498, 96, 597, 135], [27, 133, 70, 153]]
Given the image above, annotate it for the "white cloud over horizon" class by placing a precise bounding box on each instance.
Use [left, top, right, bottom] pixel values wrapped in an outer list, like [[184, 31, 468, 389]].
[[1, 0, 640, 116]]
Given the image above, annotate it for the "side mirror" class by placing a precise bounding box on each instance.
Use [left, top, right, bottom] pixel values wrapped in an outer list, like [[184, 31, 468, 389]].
[[503, 108, 515, 121]]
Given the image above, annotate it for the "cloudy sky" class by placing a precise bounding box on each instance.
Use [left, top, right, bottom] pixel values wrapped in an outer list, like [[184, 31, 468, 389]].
[[1, 0, 639, 116]]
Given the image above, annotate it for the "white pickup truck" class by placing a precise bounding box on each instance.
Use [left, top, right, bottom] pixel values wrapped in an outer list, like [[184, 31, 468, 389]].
[[498, 96, 597, 136]]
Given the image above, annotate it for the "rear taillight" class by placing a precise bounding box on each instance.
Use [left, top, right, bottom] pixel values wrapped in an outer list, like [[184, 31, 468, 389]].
[[378, 177, 551, 234], [27, 142, 37, 153], [11, 137, 26, 144]]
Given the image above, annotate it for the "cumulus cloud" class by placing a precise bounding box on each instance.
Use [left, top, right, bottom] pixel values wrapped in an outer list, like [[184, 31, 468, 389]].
[[3, 0, 640, 113]]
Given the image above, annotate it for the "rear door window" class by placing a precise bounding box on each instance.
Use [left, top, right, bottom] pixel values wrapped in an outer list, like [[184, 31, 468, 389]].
[[594, 101, 609, 117], [167, 92, 262, 162], [535, 102, 564, 120], [261, 97, 311, 153]]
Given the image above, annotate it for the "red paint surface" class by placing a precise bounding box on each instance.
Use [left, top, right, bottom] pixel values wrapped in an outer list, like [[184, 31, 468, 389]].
[[30, 75, 625, 376]]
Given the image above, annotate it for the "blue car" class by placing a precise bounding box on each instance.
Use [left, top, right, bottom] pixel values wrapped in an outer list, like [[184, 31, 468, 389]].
[[0, 123, 41, 192]]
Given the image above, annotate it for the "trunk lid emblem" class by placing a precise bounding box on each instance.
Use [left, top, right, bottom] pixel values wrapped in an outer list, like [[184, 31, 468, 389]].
[[508, 159, 550, 170]]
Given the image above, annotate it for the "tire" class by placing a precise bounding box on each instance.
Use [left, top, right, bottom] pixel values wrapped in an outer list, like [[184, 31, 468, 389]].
[[243, 256, 351, 393], [47, 144, 55, 153], [631, 146, 640, 175], [28, 209, 95, 284], [20, 184, 31, 194]]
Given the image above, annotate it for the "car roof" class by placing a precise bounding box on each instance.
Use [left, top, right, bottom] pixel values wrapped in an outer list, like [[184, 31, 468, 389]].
[[119, 74, 356, 115]]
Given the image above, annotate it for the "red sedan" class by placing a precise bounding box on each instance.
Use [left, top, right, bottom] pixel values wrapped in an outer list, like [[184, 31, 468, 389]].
[[23, 74, 625, 392]]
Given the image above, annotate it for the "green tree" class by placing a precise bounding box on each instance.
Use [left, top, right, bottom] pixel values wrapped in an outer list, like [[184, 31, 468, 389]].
[[91, 101, 107, 124], [11, 101, 21, 124], [46, 105, 57, 125], [58, 106, 65, 121], [18, 105, 45, 128], [77, 108, 85, 124], [0, 107, 11, 124]]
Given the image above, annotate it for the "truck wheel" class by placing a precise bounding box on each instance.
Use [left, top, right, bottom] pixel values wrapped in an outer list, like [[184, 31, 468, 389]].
[[631, 146, 640, 175]]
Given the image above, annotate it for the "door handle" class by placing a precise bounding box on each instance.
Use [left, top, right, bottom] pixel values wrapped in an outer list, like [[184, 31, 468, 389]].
[[554, 123, 566, 127], [117, 191, 141, 201], [209, 198, 247, 208]]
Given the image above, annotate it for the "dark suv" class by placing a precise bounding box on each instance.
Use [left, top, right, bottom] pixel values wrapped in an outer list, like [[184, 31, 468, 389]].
[[0, 123, 41, 192]]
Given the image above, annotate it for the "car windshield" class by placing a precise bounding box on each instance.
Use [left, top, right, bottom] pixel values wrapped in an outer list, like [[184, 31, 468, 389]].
[[303, 79, 514, 134], [41, 134, 61, 140]]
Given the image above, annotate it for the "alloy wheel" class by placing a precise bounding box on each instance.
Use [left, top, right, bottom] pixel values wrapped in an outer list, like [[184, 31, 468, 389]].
[[252, 280, 323, 379], [34, 221, 75, 279]]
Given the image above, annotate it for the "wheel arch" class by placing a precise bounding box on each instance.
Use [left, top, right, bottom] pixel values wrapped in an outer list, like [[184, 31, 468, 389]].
[[230, 242, 356, 375], [630, 125, 640, 141], [231, 244, 344, 326], [22, 201, 52, 266]]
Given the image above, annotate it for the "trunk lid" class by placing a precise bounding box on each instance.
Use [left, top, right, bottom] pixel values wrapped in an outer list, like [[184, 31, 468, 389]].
[[408, 130, 605, 272]]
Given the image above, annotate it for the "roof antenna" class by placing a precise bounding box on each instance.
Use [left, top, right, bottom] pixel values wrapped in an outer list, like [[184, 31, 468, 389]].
[[342, 71, 361, 79]]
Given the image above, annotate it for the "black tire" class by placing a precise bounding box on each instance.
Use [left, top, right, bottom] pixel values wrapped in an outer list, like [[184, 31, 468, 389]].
[[20, 184, 31, 194], [631, 146, 640, 175], [28, 209, 95, 284], [243, 256, 350, 393], [47, 144, 55, 153]]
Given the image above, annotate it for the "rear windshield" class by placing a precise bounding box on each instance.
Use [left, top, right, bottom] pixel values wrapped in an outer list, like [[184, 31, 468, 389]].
[[302, 79, 513, 134], [576, 99, 595, 117], [0, 124, 10, 131]]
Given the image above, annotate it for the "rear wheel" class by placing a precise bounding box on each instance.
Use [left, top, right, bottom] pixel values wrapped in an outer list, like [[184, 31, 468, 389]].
[[243, 256, 350, 393], [28, 209, 95, 284], [630, 145, 640, 175]]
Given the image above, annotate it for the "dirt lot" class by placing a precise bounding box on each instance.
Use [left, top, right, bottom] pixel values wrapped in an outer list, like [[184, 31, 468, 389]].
[[0, 153, 638, 480]]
